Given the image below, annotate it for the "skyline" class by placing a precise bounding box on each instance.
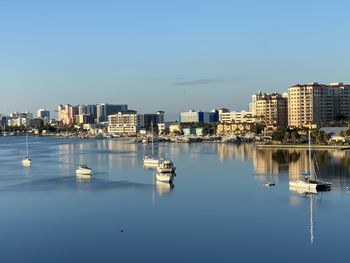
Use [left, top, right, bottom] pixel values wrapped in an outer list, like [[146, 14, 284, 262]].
[[1, 1, 350, 115]]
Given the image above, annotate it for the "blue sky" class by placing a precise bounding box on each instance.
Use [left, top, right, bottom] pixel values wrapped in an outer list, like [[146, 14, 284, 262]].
[[0, 0, 349, 118]]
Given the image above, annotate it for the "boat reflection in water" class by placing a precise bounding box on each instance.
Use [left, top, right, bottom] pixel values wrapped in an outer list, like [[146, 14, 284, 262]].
[[289, 186, 326, 245], [156, 181, 175, 196]]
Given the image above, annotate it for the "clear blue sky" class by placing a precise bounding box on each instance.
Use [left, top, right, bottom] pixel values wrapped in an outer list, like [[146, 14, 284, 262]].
[[1, 0, 349, 118]]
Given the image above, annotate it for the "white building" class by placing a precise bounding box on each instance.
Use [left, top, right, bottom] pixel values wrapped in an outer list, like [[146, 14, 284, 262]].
[[7, 112, 33, 127]]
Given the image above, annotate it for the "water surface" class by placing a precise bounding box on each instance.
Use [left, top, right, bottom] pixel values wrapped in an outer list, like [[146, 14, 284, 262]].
[[0, 137, 349, 263]]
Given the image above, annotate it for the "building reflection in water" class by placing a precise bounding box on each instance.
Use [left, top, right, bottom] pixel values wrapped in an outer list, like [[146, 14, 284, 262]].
[[58, 139, 139, 172], [216, 143, 350, 191]]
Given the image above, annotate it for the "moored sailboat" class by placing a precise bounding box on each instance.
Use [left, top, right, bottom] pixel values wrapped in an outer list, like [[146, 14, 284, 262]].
[[289, 129, 331, 191]]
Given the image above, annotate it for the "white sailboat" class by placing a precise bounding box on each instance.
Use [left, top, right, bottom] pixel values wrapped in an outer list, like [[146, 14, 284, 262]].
[[289, 129, 331, 191], [143, 121, 160, 166], [21, 133, 31, 167]]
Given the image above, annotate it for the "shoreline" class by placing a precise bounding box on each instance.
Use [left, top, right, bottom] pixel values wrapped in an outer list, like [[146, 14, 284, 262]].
[[257, 144, 350, 150]]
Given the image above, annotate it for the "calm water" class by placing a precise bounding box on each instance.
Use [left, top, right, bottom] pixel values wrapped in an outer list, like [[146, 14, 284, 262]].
[[0, 137, 350, 263]]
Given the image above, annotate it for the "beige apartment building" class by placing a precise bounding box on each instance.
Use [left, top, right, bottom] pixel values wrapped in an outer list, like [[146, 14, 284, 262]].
[[287, 82, 350, 128], [57, 104, 74, 125], [108, 110, 139, 135], [252, 92, 288, 128]]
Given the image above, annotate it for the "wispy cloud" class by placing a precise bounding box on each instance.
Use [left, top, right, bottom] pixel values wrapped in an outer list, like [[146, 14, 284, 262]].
[[173, 77, 237, 86]]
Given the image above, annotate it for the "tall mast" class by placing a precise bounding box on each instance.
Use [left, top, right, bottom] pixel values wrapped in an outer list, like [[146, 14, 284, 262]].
[[309, 127, 312, 179], [26, 133, 29, 157], [151, 121, 154, 156]]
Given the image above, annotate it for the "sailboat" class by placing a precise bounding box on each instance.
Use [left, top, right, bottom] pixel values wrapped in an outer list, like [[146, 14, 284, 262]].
[[289, 128, 331, 191], [143, 121, 160, 166], [22, 133, 32, 166]]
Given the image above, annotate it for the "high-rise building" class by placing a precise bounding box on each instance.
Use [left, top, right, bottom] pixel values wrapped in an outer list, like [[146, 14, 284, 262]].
[[96, 103, 128, 123], [7, 112, 33, 127], [108, 110, 138, 135], [141, 111, 165, 130], [287, 82, 350, 128], [57, 104, 74, 125], [37, 109, 50, 125], [252, 92, 288, 128]]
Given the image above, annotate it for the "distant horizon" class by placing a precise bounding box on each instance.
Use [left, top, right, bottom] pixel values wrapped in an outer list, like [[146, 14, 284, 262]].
[[2, 79, 350, 120]]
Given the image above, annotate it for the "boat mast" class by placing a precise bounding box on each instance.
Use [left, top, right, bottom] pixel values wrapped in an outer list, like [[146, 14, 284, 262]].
[[26, 133, 29, 157], [309, 126, 312, 180], [151, 121, 154, 156]]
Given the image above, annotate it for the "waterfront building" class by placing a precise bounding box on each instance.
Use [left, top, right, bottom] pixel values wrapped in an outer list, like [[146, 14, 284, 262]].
[[97, 103, 128, 123], [58, 104, 74, 125], [287, 82, 350, 128], [107, 110, 138, 135], [180, 110, 218, 124], [37, 109, 50, 125], [218, 108, 230, 122], [0, 115, 6, 128], [140, 111, 165, 131], [252, 92, 288, 128], [30, 118, 44, 128], [75, 114, 95, 125], [183, 127, 196, 136], [7, 112, 33, 127], [219, 110, 256, 124], [169, 123, 182, 134], [216, 122, 265, 135]]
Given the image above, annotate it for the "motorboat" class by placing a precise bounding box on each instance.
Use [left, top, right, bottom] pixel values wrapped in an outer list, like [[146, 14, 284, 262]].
[[289, 128, 331, 191], [76, 165, 93, 176], [155, 171, 174, 183], [157, 160, 176, 174]]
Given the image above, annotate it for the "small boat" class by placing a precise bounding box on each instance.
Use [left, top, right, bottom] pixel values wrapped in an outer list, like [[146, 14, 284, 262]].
[[76, 165, 93, 176], [157, 160, 176, 174], [22, 134, 31, 167], [289, 129, 331, 191], [155, 171, 174, 183], [265, 182, 275, 187], [22, 156, 31, 167], [143, 156, 161, 166]]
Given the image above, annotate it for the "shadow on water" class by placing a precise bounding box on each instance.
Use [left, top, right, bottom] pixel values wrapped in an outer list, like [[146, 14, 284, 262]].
[[0, 176, 152, 192]]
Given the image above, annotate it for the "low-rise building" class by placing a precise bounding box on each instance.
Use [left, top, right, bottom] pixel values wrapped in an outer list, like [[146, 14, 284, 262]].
[[169, 123, 182, 134], [217, 122, 265, 135]]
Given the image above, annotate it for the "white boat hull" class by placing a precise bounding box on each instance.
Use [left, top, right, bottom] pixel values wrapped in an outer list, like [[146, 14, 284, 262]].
[[22, 159, 31, 167], [143, 157, 160, 166], [289, 181, 317, 191], [289, 180, 331, 191], [76, 169, 93, 176], [156, 172, 174, 183]]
